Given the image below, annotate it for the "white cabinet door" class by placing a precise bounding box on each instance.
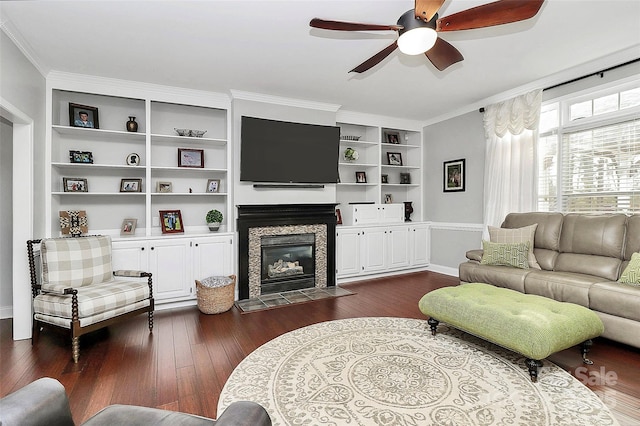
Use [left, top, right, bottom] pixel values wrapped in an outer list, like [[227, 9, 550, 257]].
[[361, 227, 387, 273], [193, 235, 234, 281], [148, 239, 192, 300], [111, 240, 149, 272], [380, 204, 404, 223], [387, 225, 410, 269], [352, 205, 380, 225], [410, 224, 430, 266], [336, 228, 362, 277]]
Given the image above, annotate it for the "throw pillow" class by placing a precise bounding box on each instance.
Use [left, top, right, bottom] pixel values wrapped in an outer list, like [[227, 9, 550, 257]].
[[488, 224, 541, 269], [619, 252, 640, 285], [480, 240, 530, 269]]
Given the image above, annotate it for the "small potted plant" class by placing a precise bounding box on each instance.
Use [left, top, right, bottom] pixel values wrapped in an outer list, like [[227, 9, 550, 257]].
[[206, 209, 223, 231], [344, 147, 359, 162]]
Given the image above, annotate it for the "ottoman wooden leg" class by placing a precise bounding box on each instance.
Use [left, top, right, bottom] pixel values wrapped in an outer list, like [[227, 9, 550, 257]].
[[427, 318, 440, 336], [581, 339, 594, 365], [525, 359, 543, 382]]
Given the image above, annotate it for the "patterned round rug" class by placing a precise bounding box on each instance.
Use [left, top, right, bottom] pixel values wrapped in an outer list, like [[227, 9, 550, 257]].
[[218, 317, 618, 426]]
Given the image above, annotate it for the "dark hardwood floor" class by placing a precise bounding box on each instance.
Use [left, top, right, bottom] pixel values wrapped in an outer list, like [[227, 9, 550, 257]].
[[1, 271, 639, 424]]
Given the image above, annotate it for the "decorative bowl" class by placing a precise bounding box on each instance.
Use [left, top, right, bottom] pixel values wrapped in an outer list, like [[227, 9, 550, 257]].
[[174, 128, 189, 136], [174, 128, 207, 137], [341, 135, 361, 141], [190, 129, 207, 137]]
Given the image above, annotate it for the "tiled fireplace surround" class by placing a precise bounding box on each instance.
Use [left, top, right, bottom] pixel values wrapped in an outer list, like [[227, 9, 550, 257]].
[[236, 204, 337, 300]]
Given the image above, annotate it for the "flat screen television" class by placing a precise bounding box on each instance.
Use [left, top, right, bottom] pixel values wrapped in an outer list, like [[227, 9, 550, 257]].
[[240, 116, 340, 184]]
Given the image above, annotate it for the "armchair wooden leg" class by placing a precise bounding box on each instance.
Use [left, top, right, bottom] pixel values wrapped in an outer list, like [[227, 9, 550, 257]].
[[71, 337, 79, 363], [148, 311, 154, 332]]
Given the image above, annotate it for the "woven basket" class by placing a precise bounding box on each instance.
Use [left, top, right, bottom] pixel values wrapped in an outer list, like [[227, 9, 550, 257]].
[[195, 274, 236, 314]]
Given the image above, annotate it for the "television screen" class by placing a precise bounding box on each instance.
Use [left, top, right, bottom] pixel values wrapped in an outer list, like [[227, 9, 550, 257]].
[[240, 116, 340, 184]]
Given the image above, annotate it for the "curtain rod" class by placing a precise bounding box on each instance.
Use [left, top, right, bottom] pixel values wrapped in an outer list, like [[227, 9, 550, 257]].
[[479, 57, 640, 112]]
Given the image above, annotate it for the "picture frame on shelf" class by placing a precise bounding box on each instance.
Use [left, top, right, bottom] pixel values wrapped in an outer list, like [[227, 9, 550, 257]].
[[381, 174, 389, 184], [355, 171, 367, 183], [126, 153, 141, 166], [59, 210, 88, 236], [444, 158, 465, 192], [178, 148, 204, 168], [336, 208, 343, 225], [120, 178, 142, 192], [159, 209, 184, 234], [157, 181, 172, 193], [63, 177, 88, 192], [69, 103, 99, 129], [384, 131, 400, 144], [384, 194, 393, 204], [69, 150, 93, 164], [206, 179, 220, 193], [120, 218, 137, 236], [400, 173, 411, 184], [387, 152, 403, 166]]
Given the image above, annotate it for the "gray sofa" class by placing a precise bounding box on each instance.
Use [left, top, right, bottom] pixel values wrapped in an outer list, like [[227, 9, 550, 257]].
[[459, 212, 640, 349], [0, 377, 271, 426]]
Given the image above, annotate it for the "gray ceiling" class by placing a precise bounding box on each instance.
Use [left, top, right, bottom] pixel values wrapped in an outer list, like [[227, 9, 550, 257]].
[[2, 0, 639, 122]]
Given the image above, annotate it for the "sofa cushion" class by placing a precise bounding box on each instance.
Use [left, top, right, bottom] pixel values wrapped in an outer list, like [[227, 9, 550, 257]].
[[523, 270, 601, 307], [502, 212, 564, 251], [555, 253, 622, 282], [619, 252, 640, 285], [625, 215, 640, 259], [559, 214, 627, 258], [481, 240, 530, 269], [41, 236, 113, 289], [459, 262, 529, 293], [590, 281, 640, 322], [489, 224, 541, 269]]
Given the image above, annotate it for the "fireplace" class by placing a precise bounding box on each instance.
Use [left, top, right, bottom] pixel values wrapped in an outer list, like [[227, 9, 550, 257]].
[[237, 204, 337, 300]]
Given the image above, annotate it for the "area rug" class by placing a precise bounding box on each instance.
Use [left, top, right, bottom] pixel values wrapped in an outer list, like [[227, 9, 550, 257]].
[[218, 317, 619, 426]]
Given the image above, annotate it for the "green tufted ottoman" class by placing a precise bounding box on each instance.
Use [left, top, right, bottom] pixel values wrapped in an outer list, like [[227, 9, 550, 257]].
[[418, 283, 604, 382]]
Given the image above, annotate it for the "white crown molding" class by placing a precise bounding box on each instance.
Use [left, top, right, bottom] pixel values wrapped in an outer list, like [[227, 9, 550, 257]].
[[231, 90, 341, 113], [422, 45, 640, 127], [336, 109, 423, 131], [1, 18, 49, 77]]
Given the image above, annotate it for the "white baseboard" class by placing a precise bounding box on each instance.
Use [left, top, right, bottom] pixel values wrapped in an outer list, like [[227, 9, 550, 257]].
[[0, 305, 13, 319], [426, 264, 459, 277]]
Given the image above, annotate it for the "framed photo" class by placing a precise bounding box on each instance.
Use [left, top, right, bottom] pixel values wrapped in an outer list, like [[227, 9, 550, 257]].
[[126, 153, 141, 166], [120, 218, 137, 236], [159, 210, 184, 234], [444, 158, 465, 192], [69, 150, 93, 164], [387, 152, 403, 166], [381, 174, 389, 184], [157, 181, 172, 193], [355, 171, 367, 183], [384, 194, 393, 204], [384, 131, 400, 144], [206, 179, 220, 193], [59, 210, 88, 236], [400, 172, 411, 184], [178, 148, 204, 168], [69, 103, 99, 129], [336, 208, 342, 225], [120, 178, 142, 192], [63, 177, 88, 192]]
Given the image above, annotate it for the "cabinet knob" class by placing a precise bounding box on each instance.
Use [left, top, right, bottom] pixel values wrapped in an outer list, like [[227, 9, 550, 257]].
[[141, 247, 144, 251], [151, 247, 155, 250], [195, 243, 199, 247]]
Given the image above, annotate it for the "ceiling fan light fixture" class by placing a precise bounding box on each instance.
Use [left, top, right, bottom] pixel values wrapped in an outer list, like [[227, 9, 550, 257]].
[[397, 9, 438, 55]]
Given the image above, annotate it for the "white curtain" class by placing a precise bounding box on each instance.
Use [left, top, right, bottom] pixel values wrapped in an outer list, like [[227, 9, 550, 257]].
[[483, 89, 542, 233]]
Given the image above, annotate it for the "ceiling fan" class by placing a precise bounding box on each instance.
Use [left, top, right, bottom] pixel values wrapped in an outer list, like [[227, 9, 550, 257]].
[[310, 0, 544, 73]]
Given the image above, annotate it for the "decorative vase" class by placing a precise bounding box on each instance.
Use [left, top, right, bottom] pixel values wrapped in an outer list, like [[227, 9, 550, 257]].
[[126, 116, 138, 132], [404, 201, 414, 222], [207, 222, 220, 232]]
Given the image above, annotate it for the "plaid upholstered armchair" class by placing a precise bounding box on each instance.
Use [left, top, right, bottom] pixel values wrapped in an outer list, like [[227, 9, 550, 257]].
[[27, 235, 154, 363]]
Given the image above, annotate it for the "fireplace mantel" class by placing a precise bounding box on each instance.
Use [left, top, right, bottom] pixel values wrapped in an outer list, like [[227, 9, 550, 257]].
[[237, 204, 338, 300]]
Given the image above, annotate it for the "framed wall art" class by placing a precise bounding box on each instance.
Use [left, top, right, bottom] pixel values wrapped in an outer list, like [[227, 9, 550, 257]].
[[69, 103, 99, 129], [384, 194, 393, 204], [126, 153, 141, 166], [444, 158, 465, 192], [384, 130, 400, 144], [63, 177, 88, 192], [120, 218, 137, 236], [157, 181, 172, 193], [355, 171, 367, 183], [400, 173, 411, 184], [59, 210, 88, 236], [381, 174, 389, 184], [178, 148, 204, 168], [206, 179, 220, 193], [159, 210, 184, 234], [387, 152, 403, 166], [69, 150, 93, 164], [120, 178, 142, 192]]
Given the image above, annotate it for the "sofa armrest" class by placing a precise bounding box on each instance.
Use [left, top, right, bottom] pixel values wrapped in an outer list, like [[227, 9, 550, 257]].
[[466, 249, 483, 262], [113, 270, 151, 278], [0, 378, 74, 426], [215, 401, 272, 425]]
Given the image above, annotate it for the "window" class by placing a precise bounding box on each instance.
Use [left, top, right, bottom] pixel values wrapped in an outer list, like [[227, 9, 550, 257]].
[[537, 81, 640, 214]]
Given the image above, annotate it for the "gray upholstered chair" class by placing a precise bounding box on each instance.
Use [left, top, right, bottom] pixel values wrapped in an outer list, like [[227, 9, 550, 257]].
[[0, 377, 272, 425], [27, 235, 154, 363]]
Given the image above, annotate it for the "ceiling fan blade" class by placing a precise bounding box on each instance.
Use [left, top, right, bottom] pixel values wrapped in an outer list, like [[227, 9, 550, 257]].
[[415, 0, 446, 22], [349, 41, 398, 73], [425, 37, 463, 71], [437, 0, 544, 32], [310, 18, 402, 32]]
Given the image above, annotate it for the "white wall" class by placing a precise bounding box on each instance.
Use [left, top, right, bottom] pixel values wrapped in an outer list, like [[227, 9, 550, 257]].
[[0, 118, 13, 318]]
